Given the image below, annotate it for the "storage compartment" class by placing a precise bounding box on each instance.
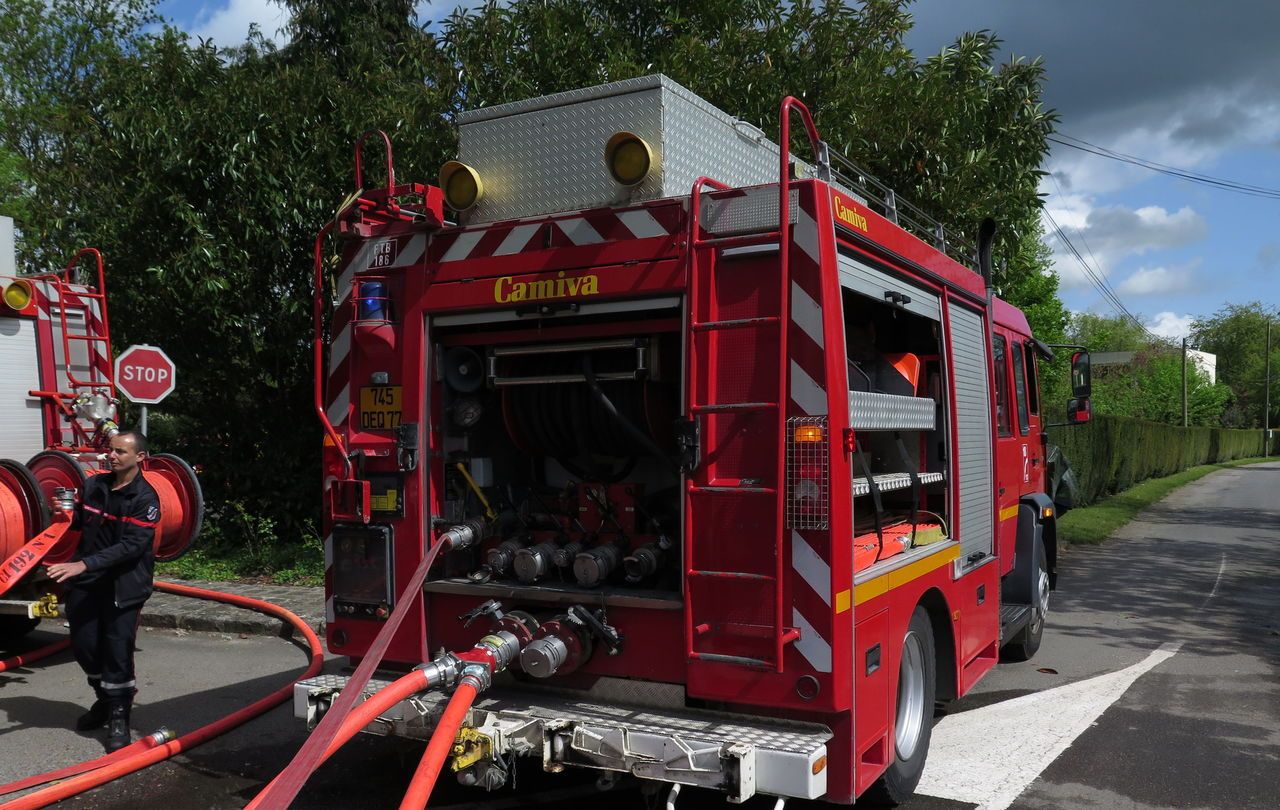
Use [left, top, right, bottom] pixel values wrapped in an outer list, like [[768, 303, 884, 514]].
[[841, 284, 951, 571], [429, 307, 684, 606]]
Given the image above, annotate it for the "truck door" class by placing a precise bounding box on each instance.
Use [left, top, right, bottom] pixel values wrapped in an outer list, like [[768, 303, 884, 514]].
[[1013, 339, 1045, 495], [991, 333, 1020, 565]]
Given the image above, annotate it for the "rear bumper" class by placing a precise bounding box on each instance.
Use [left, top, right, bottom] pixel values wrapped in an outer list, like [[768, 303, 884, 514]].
[[294, 674, 831, 802]]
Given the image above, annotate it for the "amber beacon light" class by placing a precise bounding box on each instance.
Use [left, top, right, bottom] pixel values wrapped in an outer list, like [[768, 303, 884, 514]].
[[439, 160, 484, 212], [605, 131, 654, 186], [2, 278, 33, 311]]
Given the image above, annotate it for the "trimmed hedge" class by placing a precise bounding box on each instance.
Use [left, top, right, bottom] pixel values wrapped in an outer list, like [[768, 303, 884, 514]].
[[1047, 414, 1267, 507]]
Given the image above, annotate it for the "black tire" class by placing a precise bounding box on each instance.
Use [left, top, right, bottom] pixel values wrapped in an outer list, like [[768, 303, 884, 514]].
[[865, 606, 937, 806], [1002, 539, 1048, 662], [0, 614, 41, 641]]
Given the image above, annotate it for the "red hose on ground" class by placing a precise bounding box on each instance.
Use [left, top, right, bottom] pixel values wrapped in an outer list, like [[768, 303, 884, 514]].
[[0, 580, 323, 810], [0, 732, 169, 797], [251, 669, 435, 799], [398, 682, 478, 810], [0, 639, 70, 673], [249, 538, 449, 809]]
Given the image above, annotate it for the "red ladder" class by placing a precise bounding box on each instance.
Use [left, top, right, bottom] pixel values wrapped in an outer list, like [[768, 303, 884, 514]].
[[50, 249, 116, 393], [682, 97, 826, 673], [683, 177, 796, 672]]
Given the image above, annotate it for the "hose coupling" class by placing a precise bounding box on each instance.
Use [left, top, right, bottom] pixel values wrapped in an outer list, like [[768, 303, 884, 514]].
[[440, 517, 490, 551], [474, 630, 521, 672], [459, 663, 492, 692], [416, 653, 463, 689], [148, 727, 177, 745]]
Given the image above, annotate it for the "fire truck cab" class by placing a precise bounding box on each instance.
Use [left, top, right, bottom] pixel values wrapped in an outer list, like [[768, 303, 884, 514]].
[[299, 76, 1090, 805]]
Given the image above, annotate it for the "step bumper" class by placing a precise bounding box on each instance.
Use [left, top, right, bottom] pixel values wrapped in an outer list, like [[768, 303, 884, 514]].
[[294, 675, 832, 802]]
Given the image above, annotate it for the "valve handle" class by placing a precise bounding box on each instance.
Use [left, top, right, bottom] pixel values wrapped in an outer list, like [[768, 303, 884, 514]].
[[459, 599, 504, 628]]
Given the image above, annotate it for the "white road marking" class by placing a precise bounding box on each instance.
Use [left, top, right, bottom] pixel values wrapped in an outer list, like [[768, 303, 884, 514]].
[[1200, 552, 1227, 607], [916, 642, 1181, 810]]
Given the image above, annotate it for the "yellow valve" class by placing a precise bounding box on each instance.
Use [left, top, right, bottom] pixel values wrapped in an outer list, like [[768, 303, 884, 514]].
[[455, 462, 497, 521], [32, 593, 62, 619], [450, 727, 493, 771]]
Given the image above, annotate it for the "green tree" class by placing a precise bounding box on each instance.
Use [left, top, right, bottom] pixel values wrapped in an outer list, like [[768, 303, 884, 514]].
[[1067, 312, 1152, 353], [0, 0, 452, 544], [1191, 302, 1280, 429]]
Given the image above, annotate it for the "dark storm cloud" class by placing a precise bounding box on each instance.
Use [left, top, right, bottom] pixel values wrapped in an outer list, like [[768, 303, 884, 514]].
[[902, 0, 1280, 143]]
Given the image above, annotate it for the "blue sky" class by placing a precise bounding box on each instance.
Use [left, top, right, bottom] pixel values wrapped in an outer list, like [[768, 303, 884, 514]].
[[159, 1, 1280, 339]]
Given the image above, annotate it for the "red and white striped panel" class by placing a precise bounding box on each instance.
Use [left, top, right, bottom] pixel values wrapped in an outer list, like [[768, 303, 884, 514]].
[[325, 233, 429, 428], [786, 190, 835, 675], [427, 204, 683, 264]]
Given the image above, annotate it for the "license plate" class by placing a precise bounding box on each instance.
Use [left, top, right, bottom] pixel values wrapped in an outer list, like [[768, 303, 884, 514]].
[[359, 386, 402, 431]]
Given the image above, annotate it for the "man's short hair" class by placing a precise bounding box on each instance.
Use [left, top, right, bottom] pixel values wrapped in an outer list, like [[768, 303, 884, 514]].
[[117, 430, 148, 454]]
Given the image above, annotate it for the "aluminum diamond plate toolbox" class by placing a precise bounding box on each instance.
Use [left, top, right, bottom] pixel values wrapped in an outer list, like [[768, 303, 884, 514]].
[[853, 471, 945, 497], [294, 676, 831, 801], [456, 75, 789, 223], [848, 390, 936, 431]]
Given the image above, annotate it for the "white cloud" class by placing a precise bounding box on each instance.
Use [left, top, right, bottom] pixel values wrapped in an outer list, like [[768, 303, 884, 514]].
[[1115, 263, 1197, 296], [1147, 311, 1195, 340], [189, 0, 292, 47], [1043, 201, 1207, 290]]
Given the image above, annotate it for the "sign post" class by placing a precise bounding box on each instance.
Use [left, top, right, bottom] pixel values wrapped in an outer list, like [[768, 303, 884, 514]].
[[114, 345, 177, 435]]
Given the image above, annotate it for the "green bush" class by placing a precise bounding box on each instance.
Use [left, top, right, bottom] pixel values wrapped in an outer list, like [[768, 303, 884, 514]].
[[1048, 414, 1266, 507]]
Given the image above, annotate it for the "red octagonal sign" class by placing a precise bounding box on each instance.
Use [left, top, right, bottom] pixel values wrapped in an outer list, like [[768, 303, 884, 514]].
[[115, 344, 177, 405]]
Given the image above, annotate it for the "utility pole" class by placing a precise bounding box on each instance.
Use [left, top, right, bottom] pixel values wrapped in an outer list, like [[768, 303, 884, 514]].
[[1266, 319, 1272, 455], [1182, 337, 1188, 428]]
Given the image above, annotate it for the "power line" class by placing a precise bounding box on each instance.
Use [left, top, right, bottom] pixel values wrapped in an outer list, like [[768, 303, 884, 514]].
[[1047, 173, 1132, 312], [1049, 133, 1280, 200], [1042, 207, 1160, 341]]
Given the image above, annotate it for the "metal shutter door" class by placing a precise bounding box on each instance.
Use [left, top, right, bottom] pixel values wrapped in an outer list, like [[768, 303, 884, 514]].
[[947, 302, 993, 566], [0, 317, 46, 462]]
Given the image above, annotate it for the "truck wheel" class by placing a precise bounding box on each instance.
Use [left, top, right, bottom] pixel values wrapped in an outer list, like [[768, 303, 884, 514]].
[[1002, 539, 1048, 662], [0, 614, 41, 640], [866, 606, 936, 806]]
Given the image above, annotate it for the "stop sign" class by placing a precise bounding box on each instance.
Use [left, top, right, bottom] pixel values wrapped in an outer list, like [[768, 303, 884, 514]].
[[115, 345, 177, 404]]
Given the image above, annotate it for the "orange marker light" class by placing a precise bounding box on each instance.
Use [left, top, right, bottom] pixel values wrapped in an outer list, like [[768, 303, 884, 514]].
[[794, 425, 825, 443]]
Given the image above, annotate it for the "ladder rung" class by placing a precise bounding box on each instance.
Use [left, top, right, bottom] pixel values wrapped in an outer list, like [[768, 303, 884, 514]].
[[688, 652, 772, 668], [691, 316, 781, 331], [691, 402, 777, 414], [66, 334, 109, 342], [686, 486, 773, 493], [693, 232, 781, 249], [687, 570, 775, 582]]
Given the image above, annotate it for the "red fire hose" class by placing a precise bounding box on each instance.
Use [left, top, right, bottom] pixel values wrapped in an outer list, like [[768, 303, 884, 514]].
[[399, 680, 479, 810], [0, 639, 70, 673], [248, 536, 453, 809], [0, 580, 323, 810], [0, 730, 173, 797]]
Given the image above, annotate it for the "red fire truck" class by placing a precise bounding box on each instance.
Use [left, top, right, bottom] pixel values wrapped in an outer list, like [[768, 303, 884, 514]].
[[295, 76, 1091, 805], [0, 234, 202, 638]]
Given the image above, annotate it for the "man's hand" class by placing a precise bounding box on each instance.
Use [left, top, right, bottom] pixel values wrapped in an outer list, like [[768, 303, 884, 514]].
[[46, 560, 88, 583]]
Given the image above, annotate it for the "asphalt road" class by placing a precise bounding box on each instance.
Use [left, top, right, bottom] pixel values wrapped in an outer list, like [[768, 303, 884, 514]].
[[2, 461, 1277, 808]]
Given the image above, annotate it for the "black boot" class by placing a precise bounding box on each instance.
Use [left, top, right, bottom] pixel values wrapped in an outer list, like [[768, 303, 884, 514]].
[[76, 680, 109, 731], [105, 699, 131, 752]]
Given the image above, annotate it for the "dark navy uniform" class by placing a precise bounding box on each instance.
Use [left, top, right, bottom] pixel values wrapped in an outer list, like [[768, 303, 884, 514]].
[[66, 471, 160, 705]]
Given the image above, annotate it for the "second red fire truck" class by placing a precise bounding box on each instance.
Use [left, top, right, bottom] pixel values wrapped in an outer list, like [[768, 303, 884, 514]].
[[289, 76, 1091, 806]]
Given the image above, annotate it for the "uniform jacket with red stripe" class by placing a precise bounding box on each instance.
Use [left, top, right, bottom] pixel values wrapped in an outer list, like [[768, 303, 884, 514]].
[[71, 471, 160, 608]]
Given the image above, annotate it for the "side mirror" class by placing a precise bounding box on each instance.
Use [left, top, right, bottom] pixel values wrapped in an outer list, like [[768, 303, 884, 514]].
[[1067, 397, 1091, 425], [1070, 350, 1092, 399]]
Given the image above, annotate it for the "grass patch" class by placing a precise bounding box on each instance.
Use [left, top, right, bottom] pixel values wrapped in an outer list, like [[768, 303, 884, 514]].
[[157, 542, 325, 586], [1058, 456, 1273, 545]]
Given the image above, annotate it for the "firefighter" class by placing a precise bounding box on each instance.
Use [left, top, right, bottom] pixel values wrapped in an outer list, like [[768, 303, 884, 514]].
[[46, 430, 160, 752]]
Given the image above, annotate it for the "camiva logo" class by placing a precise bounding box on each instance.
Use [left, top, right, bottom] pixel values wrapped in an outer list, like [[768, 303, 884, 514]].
[[832, 193, 869, 233], [494, 271, 601, 304]]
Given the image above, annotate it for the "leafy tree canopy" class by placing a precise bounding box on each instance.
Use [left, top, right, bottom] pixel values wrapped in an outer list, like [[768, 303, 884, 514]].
[[1191, 301, 1280, 429]]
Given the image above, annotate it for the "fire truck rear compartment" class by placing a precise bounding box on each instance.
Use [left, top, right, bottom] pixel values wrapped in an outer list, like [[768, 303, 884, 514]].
[[430, 310, 685, 622]]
